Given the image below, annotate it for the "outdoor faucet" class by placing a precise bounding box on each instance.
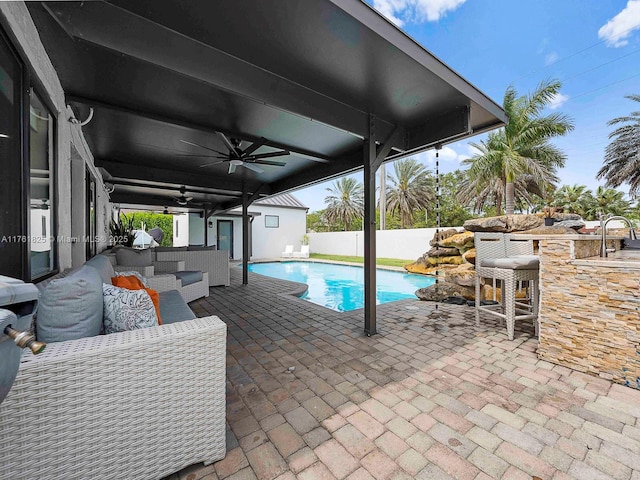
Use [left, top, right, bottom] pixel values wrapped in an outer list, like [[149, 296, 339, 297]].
[[600, 214, 637, 257]]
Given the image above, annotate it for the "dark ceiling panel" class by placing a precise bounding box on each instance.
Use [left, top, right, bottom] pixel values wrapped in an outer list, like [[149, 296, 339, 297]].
[[107, 0, 475, 123], [26, 0, 505, 211]]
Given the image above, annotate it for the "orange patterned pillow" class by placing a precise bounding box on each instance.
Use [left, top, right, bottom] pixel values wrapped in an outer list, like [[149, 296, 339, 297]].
[[111, 275, 162, 325]]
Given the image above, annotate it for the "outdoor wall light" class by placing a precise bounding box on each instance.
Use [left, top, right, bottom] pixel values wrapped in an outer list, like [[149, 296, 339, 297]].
[[68, 107, 94, 126]]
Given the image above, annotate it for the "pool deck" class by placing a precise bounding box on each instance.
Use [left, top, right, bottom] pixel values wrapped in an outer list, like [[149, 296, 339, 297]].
[[164, 268, 640, 480]]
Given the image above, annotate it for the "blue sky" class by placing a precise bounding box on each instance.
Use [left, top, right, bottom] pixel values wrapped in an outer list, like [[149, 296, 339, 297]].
[[293, 0, 640, 212]]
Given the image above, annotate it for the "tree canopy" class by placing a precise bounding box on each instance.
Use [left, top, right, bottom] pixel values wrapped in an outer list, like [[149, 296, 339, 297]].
[[597, 94, 640, 197], [459, 79, 574, 214], [385, 158, 435, 228], [323, 177, 364, 231]]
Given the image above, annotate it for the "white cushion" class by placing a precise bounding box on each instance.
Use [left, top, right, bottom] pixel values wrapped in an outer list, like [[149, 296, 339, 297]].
[[102, 284, 158, 334], [481, 255, 539, 270]]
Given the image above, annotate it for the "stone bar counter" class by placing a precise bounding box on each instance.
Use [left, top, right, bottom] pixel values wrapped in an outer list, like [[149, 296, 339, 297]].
[[521, 234, 639, 389]]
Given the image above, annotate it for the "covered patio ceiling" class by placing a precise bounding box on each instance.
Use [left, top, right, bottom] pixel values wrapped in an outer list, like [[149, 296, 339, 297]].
[[28, 0, 505, 213]]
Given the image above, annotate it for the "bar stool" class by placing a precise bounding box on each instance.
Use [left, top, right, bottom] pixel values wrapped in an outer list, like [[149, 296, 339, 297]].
[[474, 233, 540, 340]]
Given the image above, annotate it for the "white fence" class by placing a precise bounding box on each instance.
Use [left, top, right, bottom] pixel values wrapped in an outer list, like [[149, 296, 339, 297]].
[[308, 227, 463, 260]]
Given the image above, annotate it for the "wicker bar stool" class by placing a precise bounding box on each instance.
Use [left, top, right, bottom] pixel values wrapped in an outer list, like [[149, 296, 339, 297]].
[[474, 232, 540, 340]]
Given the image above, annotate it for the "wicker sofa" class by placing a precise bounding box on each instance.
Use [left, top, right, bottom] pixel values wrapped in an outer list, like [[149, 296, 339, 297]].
[[0, 255, 227, 480], [107, 248, 211, 303], [154, 246, 231, 287]]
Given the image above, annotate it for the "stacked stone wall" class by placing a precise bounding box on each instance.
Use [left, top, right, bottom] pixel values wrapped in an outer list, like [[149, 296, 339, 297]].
[[538, 238, 639, 389]]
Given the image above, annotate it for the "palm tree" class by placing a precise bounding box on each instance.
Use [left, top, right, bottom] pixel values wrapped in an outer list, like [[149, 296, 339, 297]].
[[597, 94, 640, 196], [461, 79, 574, 215], [585, 186, 630, 219], [323, 177, 364, 231], [385, 158, 434, 228], [554, 184, 590, 215]]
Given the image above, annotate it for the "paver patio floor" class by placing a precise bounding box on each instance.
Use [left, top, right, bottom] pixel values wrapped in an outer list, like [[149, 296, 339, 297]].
[[166, 267, 640, 480]]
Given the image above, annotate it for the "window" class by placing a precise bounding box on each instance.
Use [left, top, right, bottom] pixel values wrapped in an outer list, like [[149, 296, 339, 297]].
[[29, 89, 56, 280], [86, 170, 96, 258], [0, 28, 57, 281], [265, 215, 279, 228], [0, 30, 26, 279]]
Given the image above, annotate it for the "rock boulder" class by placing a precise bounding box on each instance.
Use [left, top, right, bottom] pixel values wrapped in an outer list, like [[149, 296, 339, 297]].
[[462, 248, 476, 265], [444, 264, 476, 287], [415, 281, 475, 301], [463, 214, 544, 233], [440, 231, 475, 251], [426, 246, 460, 257], [554, 219, 586, 231], [517, 225, 581, 235], [430, 228, 461, 247]]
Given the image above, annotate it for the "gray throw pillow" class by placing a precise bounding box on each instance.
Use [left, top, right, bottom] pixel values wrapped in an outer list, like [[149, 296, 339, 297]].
[[115, 247, 153, 267], [85, 254, 116, 283], [36, 265, 103, 343], [112, 270, 150, 288], [102, 284, 159, 334]]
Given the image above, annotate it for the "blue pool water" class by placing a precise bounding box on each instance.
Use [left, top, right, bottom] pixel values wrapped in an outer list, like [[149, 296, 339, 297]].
[[246, 261, 434, 312]]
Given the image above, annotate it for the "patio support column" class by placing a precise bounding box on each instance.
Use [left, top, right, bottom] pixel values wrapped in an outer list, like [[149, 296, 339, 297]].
[[363, 130, 377, 336], [203, 208, 209, 247], [242, 192, 250, 285], [364, 116, 399, 336]]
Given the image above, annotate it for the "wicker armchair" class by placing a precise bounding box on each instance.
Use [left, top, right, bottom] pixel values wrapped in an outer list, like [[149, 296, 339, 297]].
[[155, 248, 230, 287], [0, 315, 227, 480]]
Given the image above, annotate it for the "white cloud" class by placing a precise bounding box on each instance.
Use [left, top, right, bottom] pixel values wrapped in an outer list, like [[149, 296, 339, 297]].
[[416, 145, 469, 165], [598, 0, 640, 47], [544, 51, 559, 65], [548, 92, 569, 110], [372, 0, 467, 26]]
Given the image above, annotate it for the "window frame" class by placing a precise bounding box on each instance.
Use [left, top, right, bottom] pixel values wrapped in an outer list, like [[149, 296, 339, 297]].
[[265, 215, 279, 228], [28, 85, 58, 281], [0, 23, 59, 282], [85, 168, 96, 259]]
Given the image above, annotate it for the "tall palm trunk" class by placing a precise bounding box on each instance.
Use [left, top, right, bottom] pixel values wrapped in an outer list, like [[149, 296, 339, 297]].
[[505, 182, 515, 215]]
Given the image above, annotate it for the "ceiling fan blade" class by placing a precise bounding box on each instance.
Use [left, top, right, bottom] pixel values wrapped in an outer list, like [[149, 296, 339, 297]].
[[241, 137, 268, 157], [199, 160, 225, 168], [179, 139, 227, 156], [216, 132, 240, 157], [250, 150, 290, 161], [241, 162, 264, 173], [252, 159, 287, 167], [228, 163, 237, 174]]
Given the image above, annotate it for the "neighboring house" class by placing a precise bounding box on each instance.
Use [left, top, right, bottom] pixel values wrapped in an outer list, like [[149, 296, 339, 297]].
[[173, 193, 308, 260]]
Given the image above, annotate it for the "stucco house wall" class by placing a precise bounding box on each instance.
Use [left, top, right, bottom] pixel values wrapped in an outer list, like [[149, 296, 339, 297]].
[[173, 196, 307, 260], [242, 204, 307, 259], [1, 3, 111, 273]]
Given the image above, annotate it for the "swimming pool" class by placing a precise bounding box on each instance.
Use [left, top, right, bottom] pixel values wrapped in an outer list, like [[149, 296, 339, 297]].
[[246, 261, 435, 312]]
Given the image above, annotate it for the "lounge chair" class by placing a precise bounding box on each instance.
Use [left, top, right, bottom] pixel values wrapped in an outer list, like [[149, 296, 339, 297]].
[[293, 245, 310, 258], [281, 245, 294, 258]]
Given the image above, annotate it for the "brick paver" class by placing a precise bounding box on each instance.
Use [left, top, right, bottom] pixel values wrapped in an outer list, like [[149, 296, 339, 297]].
[[164, 267, 640, 480]]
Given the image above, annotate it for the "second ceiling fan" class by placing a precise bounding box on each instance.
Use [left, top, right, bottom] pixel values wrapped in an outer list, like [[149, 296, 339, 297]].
[[180, 132, 289, 174]]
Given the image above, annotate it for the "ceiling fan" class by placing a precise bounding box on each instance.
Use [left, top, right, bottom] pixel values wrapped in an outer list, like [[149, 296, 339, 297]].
[[173, 186, 193, 206], [180, 132, 289, 174]]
